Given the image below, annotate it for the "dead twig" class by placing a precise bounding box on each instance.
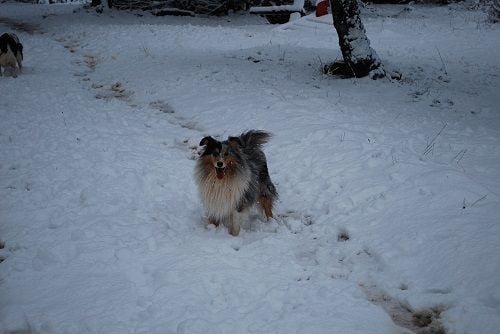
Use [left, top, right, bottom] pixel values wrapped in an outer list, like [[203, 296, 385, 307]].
[[436, 47, 448, 75], [423, 123, 447, 156]]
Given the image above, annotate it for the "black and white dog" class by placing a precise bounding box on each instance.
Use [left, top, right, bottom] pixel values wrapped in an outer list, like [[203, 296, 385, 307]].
[[0, 33, 23, 77], [195, 130, 278, 236]]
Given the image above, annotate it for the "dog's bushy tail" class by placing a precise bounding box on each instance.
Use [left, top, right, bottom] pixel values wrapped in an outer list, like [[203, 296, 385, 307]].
[[239, 130, 271, 148]]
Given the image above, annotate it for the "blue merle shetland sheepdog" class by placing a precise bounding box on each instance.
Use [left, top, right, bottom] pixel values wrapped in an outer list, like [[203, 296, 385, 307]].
[[195, 130, 278, 236], [0, 33, 23, 77]]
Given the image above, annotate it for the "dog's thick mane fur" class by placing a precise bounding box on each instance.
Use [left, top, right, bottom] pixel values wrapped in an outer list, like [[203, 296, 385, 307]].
[[196, 156, 252, 222], [195, 130, 278, 236]]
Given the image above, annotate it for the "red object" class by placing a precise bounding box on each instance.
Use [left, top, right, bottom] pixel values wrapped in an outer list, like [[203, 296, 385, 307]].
[[315, 0, 329, 17]]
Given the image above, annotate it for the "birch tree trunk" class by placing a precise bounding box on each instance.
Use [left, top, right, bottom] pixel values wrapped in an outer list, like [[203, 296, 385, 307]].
[[327, 0, 384, 79]]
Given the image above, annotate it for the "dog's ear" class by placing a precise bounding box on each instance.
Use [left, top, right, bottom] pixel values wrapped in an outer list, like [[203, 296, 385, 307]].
[[200, 136, 219, 154], [228, 136, 243, 147], [200, 136, 215, 147]]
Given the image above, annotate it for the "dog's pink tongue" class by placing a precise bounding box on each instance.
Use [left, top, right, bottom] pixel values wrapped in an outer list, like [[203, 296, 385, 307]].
[[216, 168, 225, 179]]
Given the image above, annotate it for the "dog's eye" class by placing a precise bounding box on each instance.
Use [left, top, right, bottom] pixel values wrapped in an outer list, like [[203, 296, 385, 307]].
[[212, 152, 219, 157]]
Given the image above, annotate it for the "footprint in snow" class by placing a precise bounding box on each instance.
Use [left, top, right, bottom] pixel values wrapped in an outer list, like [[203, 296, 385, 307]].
[[337, 229, 350, 242], [362, 285, 447, 334], [149, 100, 175, 114], [166, 115, 202, 132], [276, 211, 313, 234], [93, 81, 134, 101]]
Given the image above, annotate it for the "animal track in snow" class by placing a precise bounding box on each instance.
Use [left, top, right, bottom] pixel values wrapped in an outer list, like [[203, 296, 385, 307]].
[[0, 17, 42, 34], [276, 210, 313, 234], [337, 229, 350, 242], [165, 114, 202, 132], [55, 36, 81, 53], [149, 100, 175, 114], [93, 81, 134, 101], [82, 54, 97, 70], [362, 285, 447, 334], [57, 33, 202, 147]]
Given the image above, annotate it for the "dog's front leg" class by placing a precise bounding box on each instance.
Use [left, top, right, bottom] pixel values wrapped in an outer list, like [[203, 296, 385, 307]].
[[228, 212, 240, 236], [208, 217, 220, 227], [230, 209, 250, 236]]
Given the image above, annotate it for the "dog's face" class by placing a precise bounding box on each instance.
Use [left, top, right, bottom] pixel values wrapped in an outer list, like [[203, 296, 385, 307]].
[[199, 136, 242, 180]]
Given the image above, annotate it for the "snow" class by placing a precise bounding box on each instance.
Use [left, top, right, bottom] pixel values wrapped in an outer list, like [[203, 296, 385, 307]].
[[1, 2, 500, 334]]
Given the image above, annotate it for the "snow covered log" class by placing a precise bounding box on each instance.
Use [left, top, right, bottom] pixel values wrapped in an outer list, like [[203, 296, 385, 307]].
[[249, 0, 305, 23]]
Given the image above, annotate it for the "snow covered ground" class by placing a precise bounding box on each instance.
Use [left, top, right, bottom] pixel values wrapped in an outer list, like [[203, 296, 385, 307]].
[[1, 2, 499, 333]]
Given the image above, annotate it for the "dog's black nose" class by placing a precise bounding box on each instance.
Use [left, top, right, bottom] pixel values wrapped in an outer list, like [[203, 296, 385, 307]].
[[216, 161, 223, 168]]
